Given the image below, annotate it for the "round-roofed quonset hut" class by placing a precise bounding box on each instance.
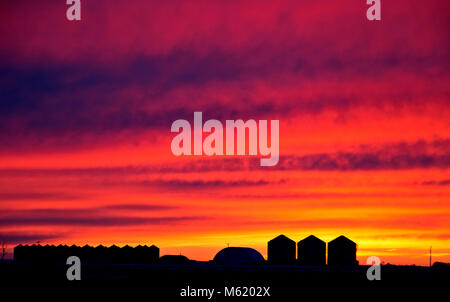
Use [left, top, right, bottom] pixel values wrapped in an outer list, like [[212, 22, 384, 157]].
[[213, 247, 265, 265]]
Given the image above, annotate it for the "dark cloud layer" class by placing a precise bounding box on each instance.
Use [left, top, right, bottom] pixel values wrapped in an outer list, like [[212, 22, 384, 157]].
[[0, 204, 178, 217], [102, 204, 177, 211], [0, 215, 205, 227], [119, 179, 286, 190], [0, 1, 449, 152], [0, 204, 186, 229], [0, 192, 84, 201], [0, 232, 63, 244], [0, 139, 448, 175], [421, 179, 450, 186], [0, 206, 206, 227]]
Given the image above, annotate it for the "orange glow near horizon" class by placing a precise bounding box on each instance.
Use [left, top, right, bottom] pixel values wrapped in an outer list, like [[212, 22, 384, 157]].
[[1, 116, 449, 265]]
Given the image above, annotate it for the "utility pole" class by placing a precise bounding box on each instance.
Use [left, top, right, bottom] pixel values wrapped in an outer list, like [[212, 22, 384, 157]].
[[1, 241, 6, 261], [429, 246, 432, 267]]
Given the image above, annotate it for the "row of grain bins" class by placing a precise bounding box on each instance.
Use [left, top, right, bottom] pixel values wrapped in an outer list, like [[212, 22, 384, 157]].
[[14, 244, 160, 264], [268, 235, 358, 265]]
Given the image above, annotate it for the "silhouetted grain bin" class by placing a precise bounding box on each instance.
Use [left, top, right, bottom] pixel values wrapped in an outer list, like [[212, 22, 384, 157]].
[[54, 244, 69, 263], [13, 244, 24, 261], [93, 244, 107, 262], [81, 244, 94, 263], [213, 247, 265, 265], [121, 245, 133, 263], [268, 235, 296, 264], [297, 235, 326, 266], [108, 244, 120, 263], [148, 244, 160, 263], [13, 243, 160, 264], [327, 235, 358, 266]]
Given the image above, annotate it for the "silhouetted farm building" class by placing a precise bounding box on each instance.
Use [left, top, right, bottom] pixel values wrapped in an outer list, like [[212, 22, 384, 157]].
[[297, 235, 326, 266], [267, 235, 296, 264], [327, 236, 358, 266], [213, 247, 265, 265], [159, 255, 192, 265], [14, 244, 159, 264]]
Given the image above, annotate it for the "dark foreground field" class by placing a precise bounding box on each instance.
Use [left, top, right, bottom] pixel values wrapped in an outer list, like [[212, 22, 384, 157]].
[[1, 261, 448, 299]]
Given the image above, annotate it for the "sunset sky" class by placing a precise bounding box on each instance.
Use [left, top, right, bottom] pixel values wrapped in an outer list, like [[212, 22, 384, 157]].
[[0, 0, 449, 265]]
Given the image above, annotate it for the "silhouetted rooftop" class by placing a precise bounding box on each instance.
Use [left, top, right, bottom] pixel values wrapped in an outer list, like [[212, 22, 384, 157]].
[[298, 235, 325, 244], [269, 235, 295, 244], [329, 235, 356, 246], [159, 255, 191, 265], [214, 247, 264, 265]]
